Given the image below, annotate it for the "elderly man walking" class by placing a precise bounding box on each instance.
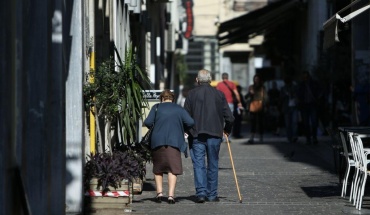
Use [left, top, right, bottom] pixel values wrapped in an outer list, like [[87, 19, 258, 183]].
[[184, 69, 234, 203]]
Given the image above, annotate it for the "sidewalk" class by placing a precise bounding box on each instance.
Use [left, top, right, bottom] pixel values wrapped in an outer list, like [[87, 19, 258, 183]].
[[91, 124, 369, 215]]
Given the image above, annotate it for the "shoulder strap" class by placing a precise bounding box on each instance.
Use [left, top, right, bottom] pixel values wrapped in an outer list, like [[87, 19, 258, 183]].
[[223, 81, 234, 93], [153, 104, 159, 125]]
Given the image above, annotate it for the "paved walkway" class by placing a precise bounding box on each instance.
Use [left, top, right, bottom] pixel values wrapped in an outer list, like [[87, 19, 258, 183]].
[[91, 125, 370, 215]]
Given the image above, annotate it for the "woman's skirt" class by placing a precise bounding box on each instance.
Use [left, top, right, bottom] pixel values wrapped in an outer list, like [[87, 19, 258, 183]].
[[152, 146, 182, 175]]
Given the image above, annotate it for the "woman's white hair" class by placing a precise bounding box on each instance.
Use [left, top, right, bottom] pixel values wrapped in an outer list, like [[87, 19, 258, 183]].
[[197, 69, 211, 83]]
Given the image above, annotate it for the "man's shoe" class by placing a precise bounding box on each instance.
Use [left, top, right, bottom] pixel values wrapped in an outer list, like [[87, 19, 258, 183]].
[[206, 197, 220, 202], [196, 196, 206, 203]]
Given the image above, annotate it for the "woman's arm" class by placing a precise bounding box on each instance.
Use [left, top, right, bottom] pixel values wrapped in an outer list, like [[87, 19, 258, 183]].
[[143, 104, 157, 127], [182, 109, 195, 129]]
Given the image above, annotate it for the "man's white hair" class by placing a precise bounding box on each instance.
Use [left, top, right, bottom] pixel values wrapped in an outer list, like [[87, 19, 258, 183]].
[[197, 69, 211, 83]]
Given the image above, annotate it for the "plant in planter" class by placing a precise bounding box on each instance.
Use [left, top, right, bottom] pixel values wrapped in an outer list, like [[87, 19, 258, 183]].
[[84, 151, 144, 193], [84, 44, 151, 152], [83, 43, 152, 194]]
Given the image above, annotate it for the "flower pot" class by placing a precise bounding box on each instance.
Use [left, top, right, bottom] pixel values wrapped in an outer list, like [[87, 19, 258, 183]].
[[132, 178, 143, 194], [85, 178, 132, 210], [89, 178, 129, 191], [85, 196, 131, 210]]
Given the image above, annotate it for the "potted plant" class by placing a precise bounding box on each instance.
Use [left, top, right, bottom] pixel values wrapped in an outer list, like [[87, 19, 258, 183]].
[[83, 43, 151, 208], [84, 151, 144, 192], [84, 44, 151, 153]]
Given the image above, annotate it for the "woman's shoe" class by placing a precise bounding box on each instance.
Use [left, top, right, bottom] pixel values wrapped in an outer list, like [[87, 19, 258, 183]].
[[168, 196, 175, 204], [155, 192, 163, 203]]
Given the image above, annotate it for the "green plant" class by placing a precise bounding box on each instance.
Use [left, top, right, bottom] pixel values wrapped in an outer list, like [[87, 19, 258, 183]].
[[83, 43, 152, 189], [175, 53, 188, 84], [114, 45, 150, 144], [84, 151, 145, 192], [84, 43, 151, 147], [84, 45, 150, 122]]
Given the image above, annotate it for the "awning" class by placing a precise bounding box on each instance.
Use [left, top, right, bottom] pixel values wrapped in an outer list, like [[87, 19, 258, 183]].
[[323, 0, 370, 49], [217, 0, 303, 47]]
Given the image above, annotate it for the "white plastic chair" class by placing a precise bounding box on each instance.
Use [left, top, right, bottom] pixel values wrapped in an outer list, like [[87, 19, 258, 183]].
[[348, 131, 361, 205], [339, 131, 355, 198], [346, 132, 370, 210], [353, 134, 370, 210]]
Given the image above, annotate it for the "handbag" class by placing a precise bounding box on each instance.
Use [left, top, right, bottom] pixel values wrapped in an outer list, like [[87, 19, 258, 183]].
[[249, 100, 263, 112], [249, 87, 264, 113], [223, 81, 239, 105], [140, 104, 158, 148]]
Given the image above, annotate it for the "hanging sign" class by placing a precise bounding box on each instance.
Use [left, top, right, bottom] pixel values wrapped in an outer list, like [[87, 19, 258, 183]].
[[182, 0, 194, 39]]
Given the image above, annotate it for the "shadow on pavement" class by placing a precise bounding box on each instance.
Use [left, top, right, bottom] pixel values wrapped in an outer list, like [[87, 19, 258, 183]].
[[301, 185, 341, 198]]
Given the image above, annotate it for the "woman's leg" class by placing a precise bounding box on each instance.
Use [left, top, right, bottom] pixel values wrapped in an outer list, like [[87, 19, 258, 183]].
[[154, 173, 163, 195], [249, 112, 256, 142], [168, 172, 177, 197], [258, 111, 264, 142]]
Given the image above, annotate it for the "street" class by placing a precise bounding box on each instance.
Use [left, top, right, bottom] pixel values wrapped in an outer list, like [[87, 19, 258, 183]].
[[91, 124, 370, 215]]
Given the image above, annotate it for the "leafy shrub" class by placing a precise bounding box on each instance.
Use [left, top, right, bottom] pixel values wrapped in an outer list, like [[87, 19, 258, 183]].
[[84, 151, 146, 193]]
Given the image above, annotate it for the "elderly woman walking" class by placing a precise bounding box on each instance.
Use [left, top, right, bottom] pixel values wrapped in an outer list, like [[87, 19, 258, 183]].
[[144, 89, 194, 204]]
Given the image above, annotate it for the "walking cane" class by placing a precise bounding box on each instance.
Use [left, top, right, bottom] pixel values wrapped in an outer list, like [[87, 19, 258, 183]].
[[224, 134, 243, 203]]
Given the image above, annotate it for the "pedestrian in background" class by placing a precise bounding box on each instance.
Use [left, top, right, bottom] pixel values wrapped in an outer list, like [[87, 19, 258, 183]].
[[216, 72, 243, 112], [267, 81, 281, 136], [246, 74, 267, 144], [184, 69, 234, 203], [144, 89, 195, 204], [232, 85, 247, 138], [280, 76, 299, 144], [216, 73, 243, 139], [297, 71, 321, 145]]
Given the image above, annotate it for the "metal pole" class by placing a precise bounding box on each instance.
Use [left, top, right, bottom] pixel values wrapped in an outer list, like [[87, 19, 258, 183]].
[[89, 0, 96, 154]]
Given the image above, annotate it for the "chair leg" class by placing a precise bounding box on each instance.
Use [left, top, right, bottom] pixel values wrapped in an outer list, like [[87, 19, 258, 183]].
[[357, 174, 367, 210], [349, 170, 356, 202], [342, 165, 351, 197], [355, 173, 364, 209], [353, 170, 362, 206], [350, 169, 359, 204], [353, 171, 360, 206]]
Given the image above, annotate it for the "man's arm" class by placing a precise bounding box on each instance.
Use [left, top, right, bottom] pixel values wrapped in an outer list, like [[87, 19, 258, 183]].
[[221, 94, 235, 134], [233, 88, 243, 108]]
